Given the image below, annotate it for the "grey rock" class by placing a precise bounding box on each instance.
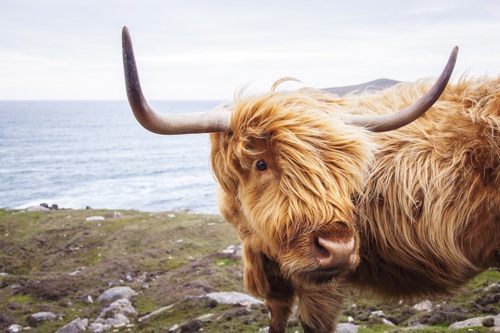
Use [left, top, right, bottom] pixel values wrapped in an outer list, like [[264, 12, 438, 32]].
[[68, 267, 85, 276], [483, 282, 500, 291], [89, 322, 111, 333], [169, 324, 180, 332], [336, 323, 359, 333], [221, 244, 242, 257], [97, 286, 138, 302], [86, 216, 105, 221], [55, 318, 88, 333], [138, 304, 175, 322], [7, 325, 23, 333], [112, 211, 123, 218], [107, 313, 130, 328], [368, 310, 396, 326], [381, 318, 396, 326], [448, 314, 500, 330], [370, 310, 386, 318], [205, 291, 264, 306], [196, 313, 214, 321], [81, 295, 93, 304], [386, 325, 429, 332], [29, 311, 57, 324], [413, 300, 432, 311], [100, 298, 137, 317], [26, 205, 49, 212]]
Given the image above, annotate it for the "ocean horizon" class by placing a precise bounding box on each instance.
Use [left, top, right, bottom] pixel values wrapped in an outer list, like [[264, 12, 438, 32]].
[[0, 100, 225, 214]]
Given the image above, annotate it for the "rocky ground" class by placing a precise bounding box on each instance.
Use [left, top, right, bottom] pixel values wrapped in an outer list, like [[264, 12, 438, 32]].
[[0, 207, 498, 333]]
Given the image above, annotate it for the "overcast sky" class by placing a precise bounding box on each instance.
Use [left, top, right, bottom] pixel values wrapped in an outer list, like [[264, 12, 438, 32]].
[[1, 0, 499, 100]]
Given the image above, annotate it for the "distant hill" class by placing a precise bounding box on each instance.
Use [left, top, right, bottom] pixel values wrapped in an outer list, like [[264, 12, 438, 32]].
[[324, 78, 399, 96]]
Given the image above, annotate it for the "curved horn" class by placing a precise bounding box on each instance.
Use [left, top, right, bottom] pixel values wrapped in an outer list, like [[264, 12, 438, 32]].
[[340, 46, 458, 132], [122, 26, 230, 135]]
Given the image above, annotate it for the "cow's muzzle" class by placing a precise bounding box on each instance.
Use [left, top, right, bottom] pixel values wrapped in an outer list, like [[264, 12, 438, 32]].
[[311, 235, 357, 274], [309, 221, 358, 275]]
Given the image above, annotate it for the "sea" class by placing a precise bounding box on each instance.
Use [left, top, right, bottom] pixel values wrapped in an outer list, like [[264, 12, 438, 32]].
[[0, 100, 226, 214]]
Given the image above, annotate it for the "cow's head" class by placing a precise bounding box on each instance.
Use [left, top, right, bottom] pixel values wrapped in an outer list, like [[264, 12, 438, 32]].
[[209, 87, 374, 289], [121, 27, 457, 293]]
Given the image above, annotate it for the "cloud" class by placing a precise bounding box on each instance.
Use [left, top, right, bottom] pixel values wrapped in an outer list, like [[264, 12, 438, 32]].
[[0, 0, 499, 100]]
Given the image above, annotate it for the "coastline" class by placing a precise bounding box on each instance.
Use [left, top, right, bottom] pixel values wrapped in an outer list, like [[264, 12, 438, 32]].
[[8, 202, 220, 215]]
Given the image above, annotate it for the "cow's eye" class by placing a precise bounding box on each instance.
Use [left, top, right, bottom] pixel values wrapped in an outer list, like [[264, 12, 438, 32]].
[[255, 160, 268, 171]]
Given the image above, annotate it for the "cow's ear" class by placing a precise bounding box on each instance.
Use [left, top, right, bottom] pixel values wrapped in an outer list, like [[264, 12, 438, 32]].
[[242, 240, 269, 298]]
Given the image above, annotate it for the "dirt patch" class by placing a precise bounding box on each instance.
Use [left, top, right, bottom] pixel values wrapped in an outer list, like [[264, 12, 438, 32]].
[[18, 276, 83, 301]]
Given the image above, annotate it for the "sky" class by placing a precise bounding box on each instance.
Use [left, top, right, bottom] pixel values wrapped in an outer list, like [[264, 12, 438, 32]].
[[0, 0, 499, 100]]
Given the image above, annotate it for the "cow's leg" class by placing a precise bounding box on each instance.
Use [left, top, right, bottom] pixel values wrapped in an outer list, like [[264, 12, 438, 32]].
[[296, 283, 344, 333], [264, 257, 296, 333], [241, 242, 295, 332], [266, 295, 294, 333]]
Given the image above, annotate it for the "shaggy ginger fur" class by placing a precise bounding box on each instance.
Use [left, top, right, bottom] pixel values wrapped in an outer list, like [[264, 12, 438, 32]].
[[352, 77, 500, 297], [210, 77, 500, 333]]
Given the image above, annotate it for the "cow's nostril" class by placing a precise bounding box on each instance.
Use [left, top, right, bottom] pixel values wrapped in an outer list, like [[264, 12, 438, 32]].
[[313, 237, 332, 259], [311, 236, 356, 271]]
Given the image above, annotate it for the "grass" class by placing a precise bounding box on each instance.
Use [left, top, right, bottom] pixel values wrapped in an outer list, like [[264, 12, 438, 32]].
[[0, 208, 498, 332], [0, 209, 242, 332]]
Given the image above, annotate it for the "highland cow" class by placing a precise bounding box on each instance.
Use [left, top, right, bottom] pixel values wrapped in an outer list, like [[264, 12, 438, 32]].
[[121, 27, 499, 333]]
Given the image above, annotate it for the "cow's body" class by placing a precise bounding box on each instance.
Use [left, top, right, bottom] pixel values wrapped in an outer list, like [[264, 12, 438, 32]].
[[351, 78, 499, 299], [210, 77, 500, 332], [121, 28, 498, 333]]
